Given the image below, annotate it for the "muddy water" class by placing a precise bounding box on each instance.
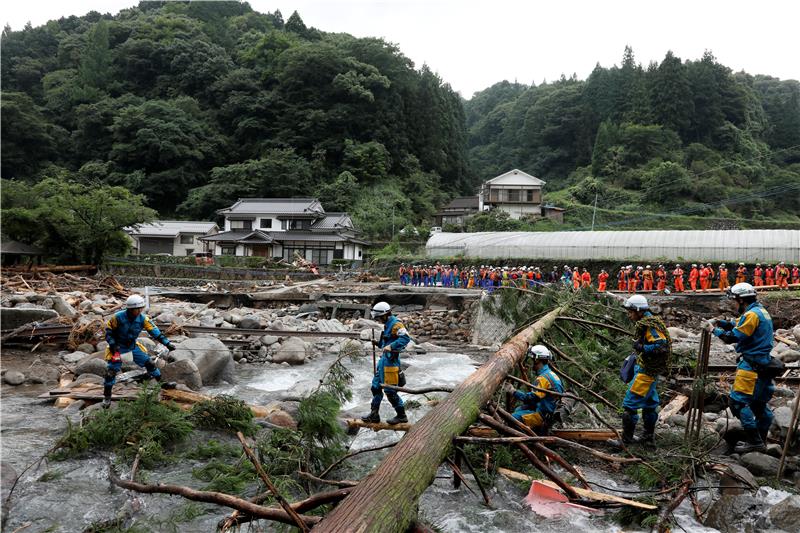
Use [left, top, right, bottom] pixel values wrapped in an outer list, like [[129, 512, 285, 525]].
[[1, 348, 738, 532]]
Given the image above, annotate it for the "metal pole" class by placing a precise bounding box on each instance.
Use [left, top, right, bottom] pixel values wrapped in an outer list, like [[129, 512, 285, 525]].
[[591, 192, 598, 231], [777, 384, 800, 479]]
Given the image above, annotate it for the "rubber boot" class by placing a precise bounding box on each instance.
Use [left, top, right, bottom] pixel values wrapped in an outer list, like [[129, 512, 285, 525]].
[[102, 385, 113, 409], [609, 410, 636, 447], [386, 406, 408, 425], [361, 409, 380, 423], [635, 418, 656, 445], [153, 374, 177, 390], [734, 429, 766, 454]]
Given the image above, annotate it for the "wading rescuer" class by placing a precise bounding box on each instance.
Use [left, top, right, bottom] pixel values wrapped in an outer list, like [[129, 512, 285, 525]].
[[706, 283, 775, 453], [103, 294, 176, 408], [362, 301, 411, 425], [503, 345, 564, 433], [612, 294, 671, 446]]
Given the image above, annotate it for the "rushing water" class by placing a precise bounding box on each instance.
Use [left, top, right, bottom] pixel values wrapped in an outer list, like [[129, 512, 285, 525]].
[[0, 347, 767, 532]]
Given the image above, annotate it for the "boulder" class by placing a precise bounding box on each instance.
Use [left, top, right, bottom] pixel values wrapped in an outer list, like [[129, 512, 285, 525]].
[[772, 405, 794, 439], [76, 343, 95, 354], [359, 327, 383, 341], [351, 318, 382, 331], [769, 495, 800, 532], [161, 358, 203, 391], [297, 303, 320, 315], [315, 319, 347, 333], [260, 335, 280, 346], [264, 410, 297, 429], [238, 315, 262, 330], [51, 296, 77, 318], [74, 373, 104, 385], [3, 371, 25, 386], [170, 337, 235, 386], [272, 337, 311, 365], [716, 463, 758, 495], [26, 366, 60, 385], [63, 351, 90, 364], [740, 451, 780, 477], [703, 493, 760, 531], [8, 295, 28, 305], [779, 349, 800, 363], [793, 326, 800, 344], [0, 461, 18, 490], [0, 307, 59, 329], [74, 357, 107, 377]]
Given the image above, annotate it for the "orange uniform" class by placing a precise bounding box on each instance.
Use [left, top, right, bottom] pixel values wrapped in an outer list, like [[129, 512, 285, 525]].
[[753, 266, 764, 286], [699, 267, 709, 291], [765, 267, 775, 286], [735, 266, 747, 284], [688, 267, 699, 291], [598, 271, 609, 292], [673, 267, 685, 292], [617, 269, 626, 291], [627, 270, 638, 293], [776, 265, 790, 289], [572, 270, 581, 290], [581, 271, 591, 288], [792, 266, 800, 285], [718, 267, 729, 291], [656, 268, 667, 291], [642, 268, 654, 291]]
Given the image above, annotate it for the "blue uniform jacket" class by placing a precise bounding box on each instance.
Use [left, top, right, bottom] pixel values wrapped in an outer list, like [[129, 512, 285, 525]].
[[713, 302, 773, 366], [513, 364, 564, 415], [377, 315, 411, 363], [105, 310, 168, 353]]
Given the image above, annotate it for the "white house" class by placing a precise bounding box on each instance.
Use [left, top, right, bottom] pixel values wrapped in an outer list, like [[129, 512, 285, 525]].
[[200, 198, 367, 265], [479, 169, 547, 220], [125, 221, 219, 255]]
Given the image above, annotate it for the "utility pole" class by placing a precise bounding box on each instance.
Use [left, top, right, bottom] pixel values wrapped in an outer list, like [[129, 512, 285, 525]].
[[590, 192, 598, 231]]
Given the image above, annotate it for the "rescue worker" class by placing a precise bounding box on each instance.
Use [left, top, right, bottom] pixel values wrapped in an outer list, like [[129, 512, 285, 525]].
[[503, 345, 564, 434], [718, 263, 729, 291], [707, 283, 774, 453], [581, 268, 591, 288], [688, 264, 699, 292], [362, 302, 411, 425], [628, 266, 638, 294], [598, 269, 609, 292], [642, 265, 654, 291], [617, 267, 627, 291], [613, 294, 671, 445], [792, 264, 800, 286], [103, 294, 176, 408], [735, 263, 748, 285], [705, 263, 716, 291], [699, 263, 709, 291], [672, 264, 685, 292], [656, 265, 667, 292], [765, 264, 775, 286], [572, 267, 581, 290], [753, 263, 764, 287], [776, 262, 790, 289]]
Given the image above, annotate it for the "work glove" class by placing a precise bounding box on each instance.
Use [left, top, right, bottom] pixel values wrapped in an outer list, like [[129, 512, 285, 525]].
[[714, 319, 734, 331], [382, 345, 392, 352], [110, 351, 122, 363], [632, 340, 644, 352], [371, 339, 380, 347], [166, 342, 176, 351], [703, 320, 716, 333]]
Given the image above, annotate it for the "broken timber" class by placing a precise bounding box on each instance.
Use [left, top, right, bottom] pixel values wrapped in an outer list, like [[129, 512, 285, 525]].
[[316, 306, 566, 532]]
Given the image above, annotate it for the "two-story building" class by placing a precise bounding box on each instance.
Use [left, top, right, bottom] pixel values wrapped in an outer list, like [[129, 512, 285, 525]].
[[433, 196, 480, 227], [125, 221, 219, 255], [479, 169, 546, 220], [199, 198, 367, 265]]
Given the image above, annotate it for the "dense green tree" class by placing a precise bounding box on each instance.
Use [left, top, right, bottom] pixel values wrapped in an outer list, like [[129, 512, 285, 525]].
[[649, 51, 693, 140]]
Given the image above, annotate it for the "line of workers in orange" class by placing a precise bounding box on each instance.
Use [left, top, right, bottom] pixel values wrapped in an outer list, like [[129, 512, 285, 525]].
[[398, 262, 800, 292]]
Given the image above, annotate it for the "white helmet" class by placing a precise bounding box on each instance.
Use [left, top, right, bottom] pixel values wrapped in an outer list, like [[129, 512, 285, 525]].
[[623, 294, 649, 311], [527, 344, 553, 361], [125, 294, 146, 309], [728, 283, 756, 299], [371, 301, 392, 319]]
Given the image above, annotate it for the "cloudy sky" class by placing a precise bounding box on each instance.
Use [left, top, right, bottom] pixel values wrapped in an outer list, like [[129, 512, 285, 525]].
[[5, 0, 799, 97]]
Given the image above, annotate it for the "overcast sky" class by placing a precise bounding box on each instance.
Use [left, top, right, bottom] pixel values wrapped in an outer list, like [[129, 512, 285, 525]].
[[4, 0, 799, 98]]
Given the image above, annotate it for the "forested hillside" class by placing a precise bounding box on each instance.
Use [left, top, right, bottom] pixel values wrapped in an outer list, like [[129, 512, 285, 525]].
[[465, 47, 800, 230], [2, 1, 799, 250], [1, 1, 469, 239]]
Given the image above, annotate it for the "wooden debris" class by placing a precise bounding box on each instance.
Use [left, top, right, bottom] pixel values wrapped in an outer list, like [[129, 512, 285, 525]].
[[658, 394, 689, 423]]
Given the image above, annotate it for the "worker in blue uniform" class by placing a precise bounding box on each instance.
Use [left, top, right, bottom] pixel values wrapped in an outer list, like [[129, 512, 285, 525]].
[[503, 345, 564, 434], [361, 301, 411, 425], [103, 294, 176, 408], [611, 294, 671, 446], [706, 282, 775, 453]]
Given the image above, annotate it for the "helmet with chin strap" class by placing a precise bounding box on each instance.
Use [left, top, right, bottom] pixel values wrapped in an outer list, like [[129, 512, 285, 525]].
[[370, 301, 392, 319], [125, 294, 146, 309], [527, 344, 553, 362], [623, 294, 649, 311]]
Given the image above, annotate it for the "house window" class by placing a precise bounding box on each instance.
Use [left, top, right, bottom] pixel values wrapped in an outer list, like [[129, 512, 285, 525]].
[[333, 249, 344, 259], [230, 220, 252, 230], [260, 218, 272, 229], [489, 189, 499, 202], [508, 189, 520, 202], [185, 249, 194, 255], [527, 189, 534, 202], [180, 235, 194, 244], [282, 219, 311, 230], [221, 245, 236, 255]]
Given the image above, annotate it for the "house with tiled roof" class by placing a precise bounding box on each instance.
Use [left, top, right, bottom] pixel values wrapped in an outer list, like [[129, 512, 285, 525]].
[[200, 198, 367, 264], [124, 221, 219, 255]]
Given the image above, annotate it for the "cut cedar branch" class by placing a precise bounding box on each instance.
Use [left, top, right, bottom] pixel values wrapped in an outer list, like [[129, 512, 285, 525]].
[[315, 306, 567, 532]]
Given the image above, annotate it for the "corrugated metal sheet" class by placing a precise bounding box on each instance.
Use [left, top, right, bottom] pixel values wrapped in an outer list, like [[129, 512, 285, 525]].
[[426, 230, 800, 263]]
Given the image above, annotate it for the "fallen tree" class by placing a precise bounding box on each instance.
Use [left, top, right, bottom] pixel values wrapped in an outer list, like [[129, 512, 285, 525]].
[[315, 306, 567, 532]]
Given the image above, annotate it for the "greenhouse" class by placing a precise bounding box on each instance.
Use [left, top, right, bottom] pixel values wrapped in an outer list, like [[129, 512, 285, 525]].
[[425, 229, 800, 263]]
